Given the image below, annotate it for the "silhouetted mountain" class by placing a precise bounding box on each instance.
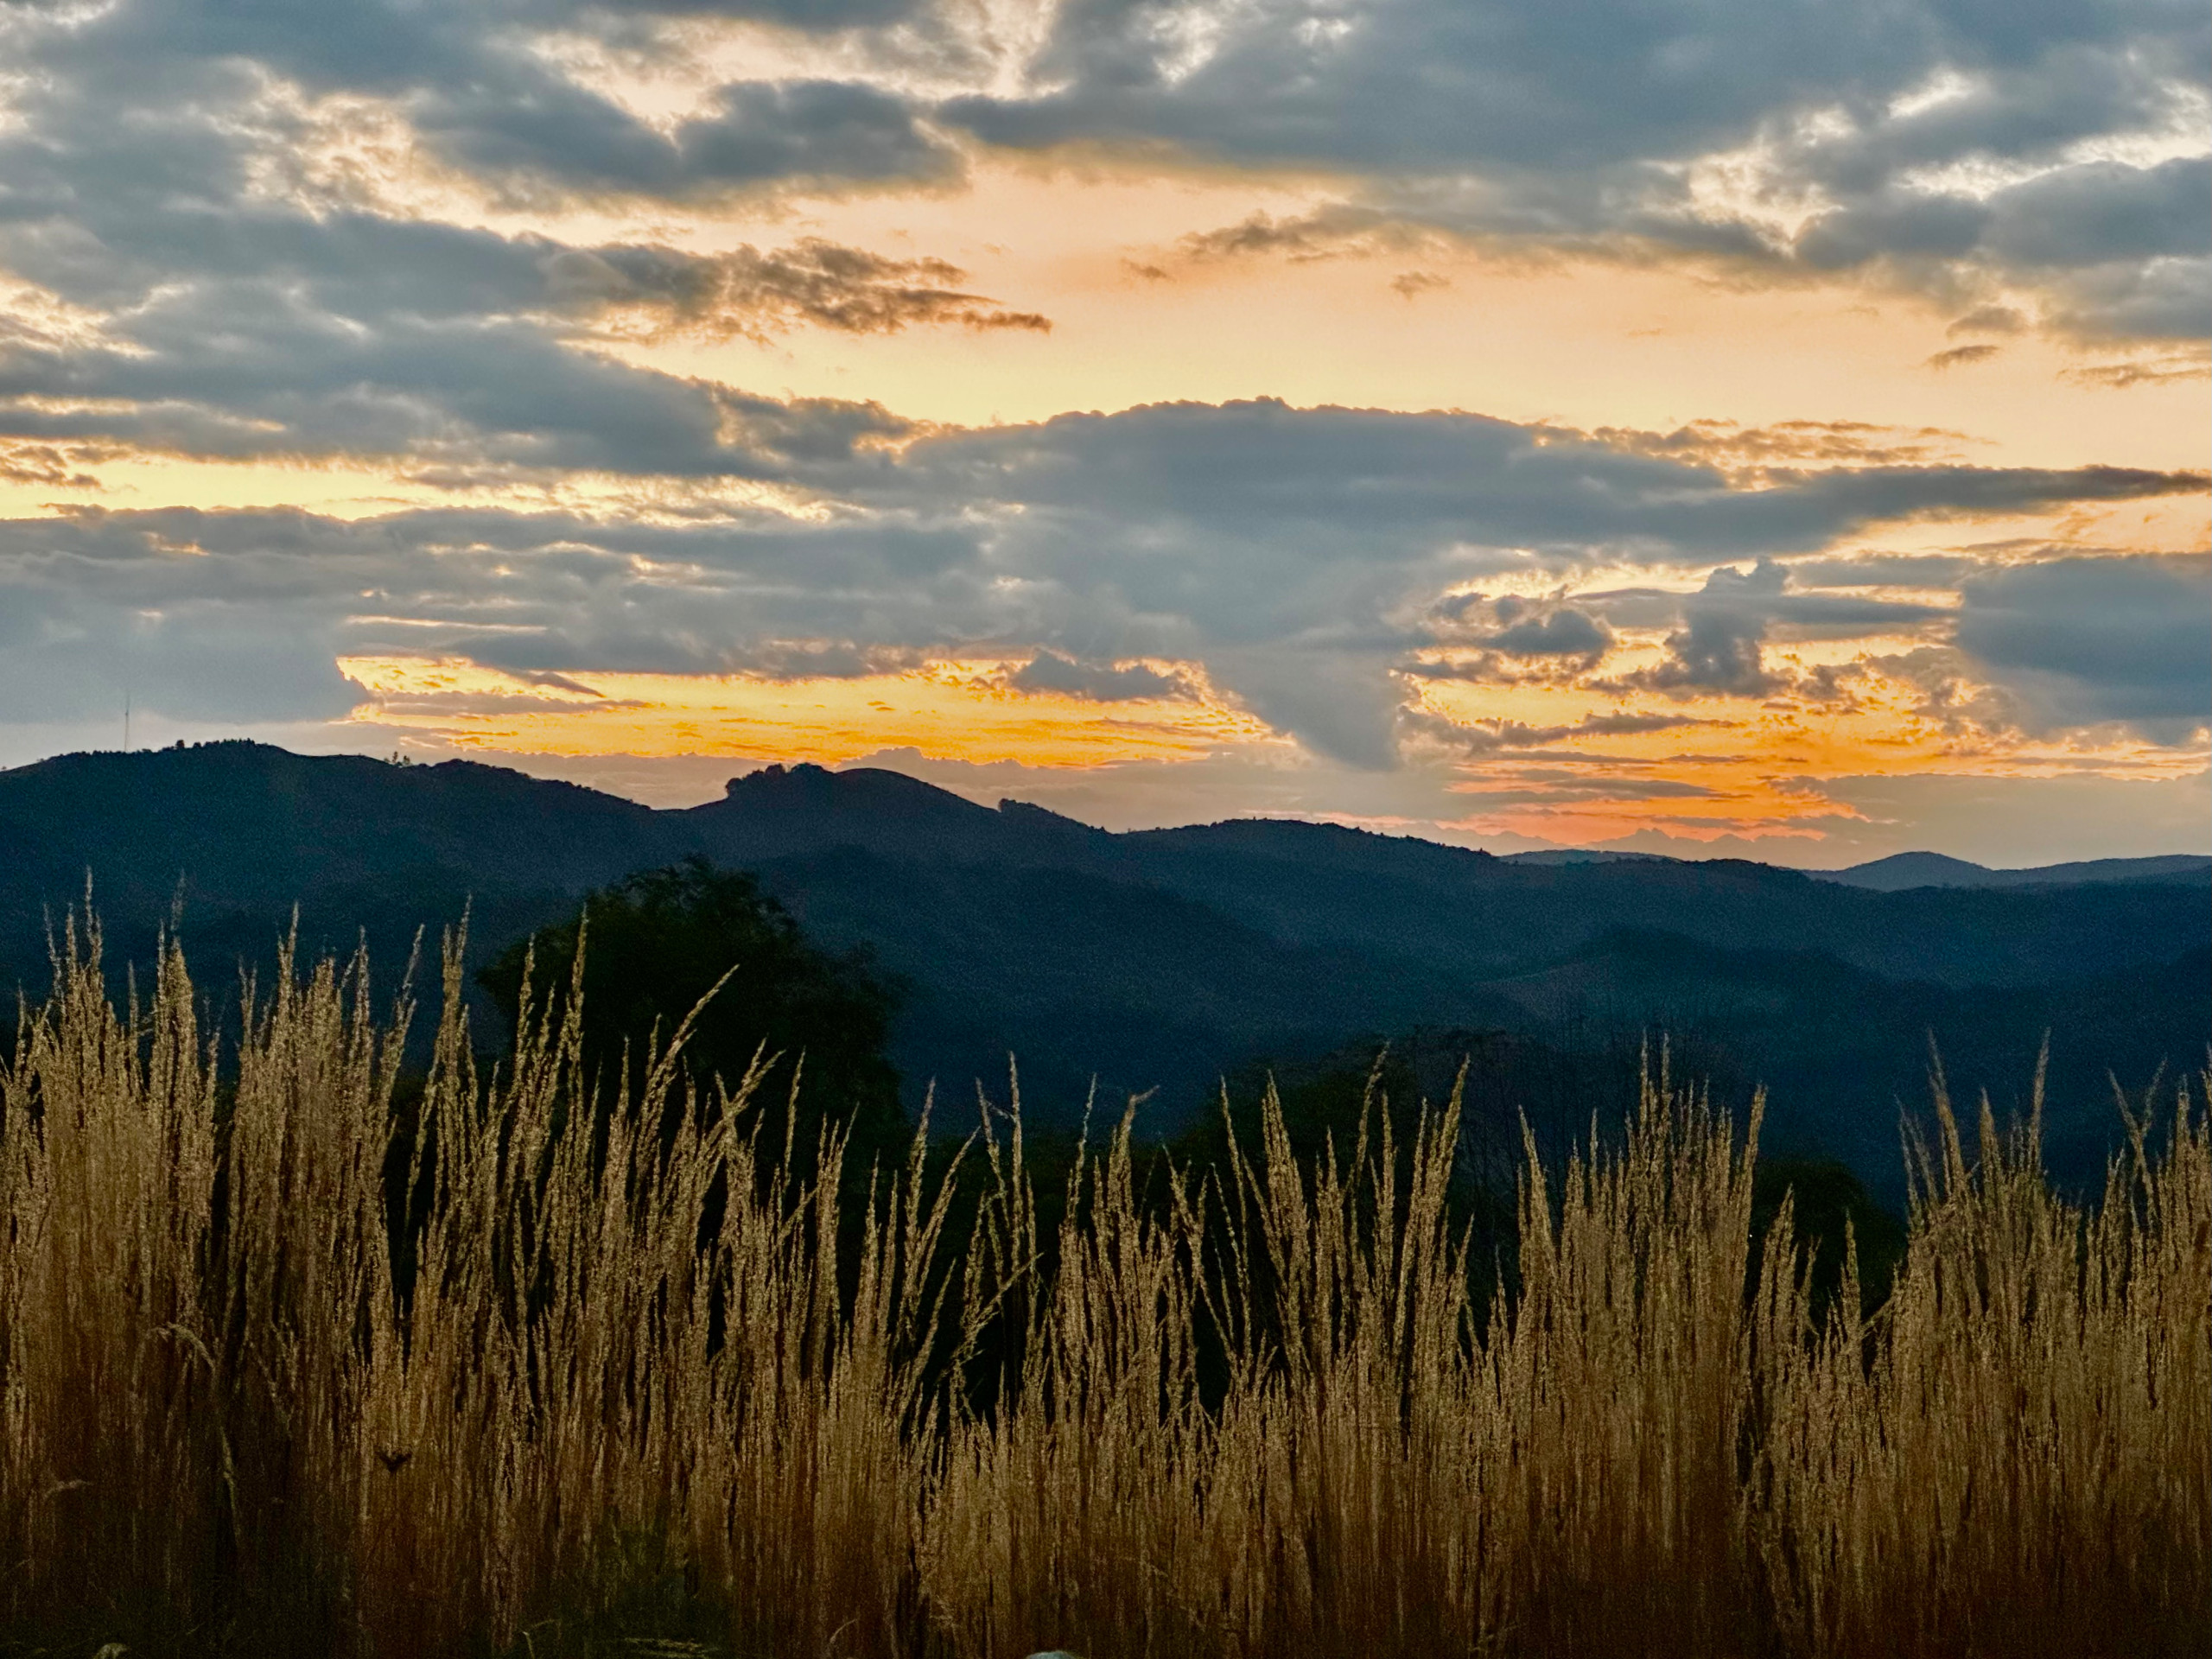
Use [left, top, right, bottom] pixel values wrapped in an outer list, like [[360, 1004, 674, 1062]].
[[1497, 849, 1675, 866], [1816, 849, 2212, 891], [2, 741, 2203, 1200]]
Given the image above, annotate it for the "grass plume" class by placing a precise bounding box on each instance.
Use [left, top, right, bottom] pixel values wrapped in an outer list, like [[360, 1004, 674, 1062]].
[[0, 919, 2203, 1656]]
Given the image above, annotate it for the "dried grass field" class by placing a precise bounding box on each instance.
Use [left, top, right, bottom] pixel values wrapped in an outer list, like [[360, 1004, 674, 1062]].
[[2, 921, 2205, 1657]]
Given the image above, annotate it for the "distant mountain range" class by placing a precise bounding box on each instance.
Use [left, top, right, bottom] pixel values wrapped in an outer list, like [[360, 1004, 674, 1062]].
[[2, 741, 2204, 1200], [1808, 849, 2212, 891]]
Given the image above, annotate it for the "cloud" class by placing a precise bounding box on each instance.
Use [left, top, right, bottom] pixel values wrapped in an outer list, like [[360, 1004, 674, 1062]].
[[0, 0, 2202, 531], [1410, 708, 1708, 755], [2, 0, 2201, 355], [1795, 156, 2212, 340], [873, 400, 2183, 759], [0, 226, 941, 478], [0, 0, 1029, 486], [1390, 270, 1452, 299], [1627, 556, 1950, 696], [2062, 351, 2212, 389], [944, 1, 2209, 340], [948, 0, 1929, 173], [1417, 595, 1616, 678], [0, 401, 2180, 766], [16, 2, 959, 205], [1947, 305, 2026, 337], [1923, 344, 2001, 372], [1577, 418, 1980, 474], [397, 77, 957, 201], [1636, 561, 1789, 696], [1952, 554, 2212, 737], [1483, 601, 1612, 658], [1008, 652, 1192, 701], [1175, 206, 1439, 266], [2044, 254, 2212, 343], [1784, 553, 1973, 588], [550, 239, 1052, 340]]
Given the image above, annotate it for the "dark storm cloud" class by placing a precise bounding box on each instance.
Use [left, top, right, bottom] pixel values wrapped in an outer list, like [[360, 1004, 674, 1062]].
[[1953, 554, 2212, 734]]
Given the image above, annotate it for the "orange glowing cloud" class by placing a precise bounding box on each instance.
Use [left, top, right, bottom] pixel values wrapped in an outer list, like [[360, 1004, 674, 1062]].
[[1410, 653, 2204, 845], [338, 654, 1281, 768]]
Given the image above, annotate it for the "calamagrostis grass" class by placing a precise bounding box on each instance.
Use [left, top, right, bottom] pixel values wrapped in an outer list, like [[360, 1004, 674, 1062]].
[[0, 923, 2203, 1656]]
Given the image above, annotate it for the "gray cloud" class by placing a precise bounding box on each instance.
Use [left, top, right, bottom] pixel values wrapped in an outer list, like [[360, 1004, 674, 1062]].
[[1482, 601, 1613, 658], [1009, 652, 1192, 701], [554, 240, 1052, 338], [427, 79, 958, 199], [1637, 562, 1789, 696], [1629, 556, 1950, 696], [1948, 305, 2027, 336], [944, 0, 2209, 338], [1, 0, 2200, 359], [1953, 554, 2212, 735], [1576, 418, 1980, 474], [0, 207, 979, 477], [871, 402, 2176, 759], [1414, 594, 1616, 681], [948, 0, 1936, 172], [0, 0, 2198, 528], [0, 1, 1012, 483], [15, 2, 957, 203], [1785, 553, 1974, 588], [1408, 708, 1708, 755], [0, 405, 2187, 765]]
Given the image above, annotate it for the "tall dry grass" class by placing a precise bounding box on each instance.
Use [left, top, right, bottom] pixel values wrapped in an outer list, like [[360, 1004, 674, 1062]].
[[0, 919, 2204, 1657]]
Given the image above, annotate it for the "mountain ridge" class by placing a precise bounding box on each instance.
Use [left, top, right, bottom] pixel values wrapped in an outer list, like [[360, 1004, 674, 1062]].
[[2, 741, 2202, 1200], [1815, 849, 2212, 891]]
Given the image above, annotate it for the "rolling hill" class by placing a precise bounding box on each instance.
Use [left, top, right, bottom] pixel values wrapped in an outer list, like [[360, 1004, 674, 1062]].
[[2, 741, 2203, 1199]]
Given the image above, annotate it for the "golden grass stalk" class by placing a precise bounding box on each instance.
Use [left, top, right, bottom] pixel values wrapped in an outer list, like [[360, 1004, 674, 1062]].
[[0, 923, 2202, 1657]]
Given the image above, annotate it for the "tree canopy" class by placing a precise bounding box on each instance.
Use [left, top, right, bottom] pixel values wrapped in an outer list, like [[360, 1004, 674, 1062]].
[[479, 857, 906, 1171]]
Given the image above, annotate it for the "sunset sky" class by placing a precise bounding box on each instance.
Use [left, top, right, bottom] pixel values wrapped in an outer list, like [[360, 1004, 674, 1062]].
[[1, 0, 2205, 862]]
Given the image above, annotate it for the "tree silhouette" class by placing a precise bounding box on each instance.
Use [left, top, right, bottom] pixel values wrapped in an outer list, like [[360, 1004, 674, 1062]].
[[479, 856, 907, 1178]]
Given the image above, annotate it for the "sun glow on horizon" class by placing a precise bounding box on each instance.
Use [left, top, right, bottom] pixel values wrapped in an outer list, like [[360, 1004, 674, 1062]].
[[338, 653, 1284, 769]]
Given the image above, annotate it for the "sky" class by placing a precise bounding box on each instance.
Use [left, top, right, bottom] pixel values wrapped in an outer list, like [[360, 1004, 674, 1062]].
[[0, 0, 2206, 865]]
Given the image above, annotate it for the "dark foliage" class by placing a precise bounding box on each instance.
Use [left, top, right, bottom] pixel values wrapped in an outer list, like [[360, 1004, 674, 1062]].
[[478, 856, 908, 1179], [1751, 1155, 1911, 1325]]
